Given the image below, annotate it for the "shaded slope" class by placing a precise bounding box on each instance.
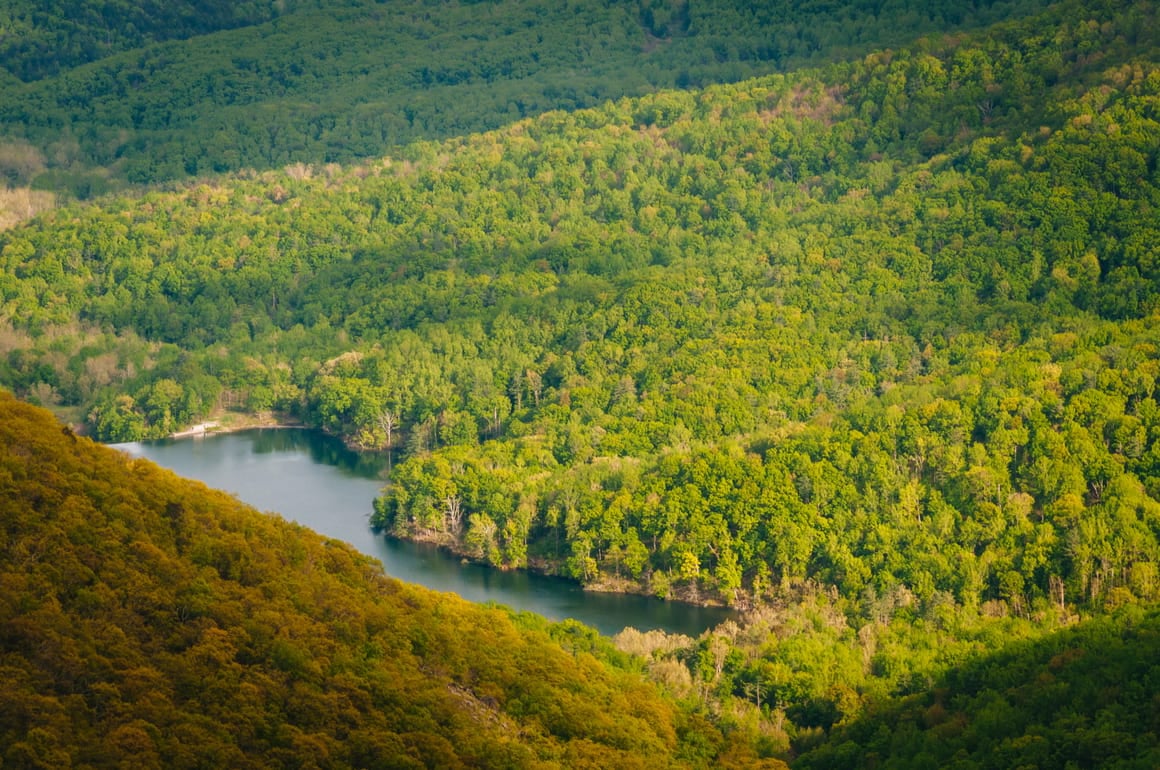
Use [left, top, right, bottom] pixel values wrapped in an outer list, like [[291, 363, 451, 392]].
[[0, 0, 1054, 190], [794, 608, 1160, 769], [0, 0, 297, 83], [0, 391, 732, 768]]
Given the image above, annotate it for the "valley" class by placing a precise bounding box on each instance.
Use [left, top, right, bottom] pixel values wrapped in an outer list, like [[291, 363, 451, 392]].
[[2, 0, 1159, 765]]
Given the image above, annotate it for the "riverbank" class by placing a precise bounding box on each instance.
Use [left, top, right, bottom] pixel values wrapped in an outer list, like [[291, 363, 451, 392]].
[[387, 527, 737, 609], [168, 417, 737, 611], [169, 410, 303, 438], [124, 428, 737, 636], [582, 574, 730, 607]]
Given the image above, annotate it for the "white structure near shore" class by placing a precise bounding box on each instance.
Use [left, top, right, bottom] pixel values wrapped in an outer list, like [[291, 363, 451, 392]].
[[171, 422, 219, 439]]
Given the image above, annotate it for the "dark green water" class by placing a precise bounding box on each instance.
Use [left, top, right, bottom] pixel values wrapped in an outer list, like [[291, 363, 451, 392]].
[[115, 428, 735, 637]]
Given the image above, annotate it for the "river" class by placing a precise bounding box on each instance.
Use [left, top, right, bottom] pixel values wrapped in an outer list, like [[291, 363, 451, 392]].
[[114, 428, 735, 637]]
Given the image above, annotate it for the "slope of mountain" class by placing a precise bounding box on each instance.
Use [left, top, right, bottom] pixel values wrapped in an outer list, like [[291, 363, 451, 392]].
[[0, 0, 1055, 193], [3, 0, 1158, 614], [793, 608, 1160, 769], [0, 0, 298, 82], [0, 391, 757, 768], [2, 0, 1160, 762], [6, 388, 1160, 767]]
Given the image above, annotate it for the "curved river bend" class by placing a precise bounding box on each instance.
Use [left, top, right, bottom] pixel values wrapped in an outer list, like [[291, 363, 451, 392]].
[[115, 428, 734, 637]]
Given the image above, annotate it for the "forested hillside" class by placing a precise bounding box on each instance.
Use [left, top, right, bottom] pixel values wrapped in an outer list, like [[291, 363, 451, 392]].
[[3, 0, 1158, 616], [0, 0, 298, 82], [0, 392, 759, 768], [605, 590, 1160, 764], [5, 393, 1159, 766], [3, 0, 1160, 760], [793, 607, 1160, 768], [0, 0, 1053, 195]]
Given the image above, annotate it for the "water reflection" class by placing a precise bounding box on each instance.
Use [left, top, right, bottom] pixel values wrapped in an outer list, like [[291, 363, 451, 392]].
[[245, 428, 391, 478], [115, 429, 736, 637]]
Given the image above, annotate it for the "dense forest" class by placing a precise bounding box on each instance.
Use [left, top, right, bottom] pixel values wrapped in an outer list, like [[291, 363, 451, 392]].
[[3, 0, 1160, 762], [0, 0, 1055, 196], [793, 606, 1160, 768], [0, 392, 760, 768], [0, 0, 298, 82], [6, 395, 1160, 766], [3, 0, 1158, 611]]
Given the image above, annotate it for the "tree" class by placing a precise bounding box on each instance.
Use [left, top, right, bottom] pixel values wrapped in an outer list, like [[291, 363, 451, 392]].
[[377, 408, 400, 449]]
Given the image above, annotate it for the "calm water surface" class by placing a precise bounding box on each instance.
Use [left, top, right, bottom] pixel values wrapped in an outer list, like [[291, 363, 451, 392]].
[[114, 429, 734, 637]]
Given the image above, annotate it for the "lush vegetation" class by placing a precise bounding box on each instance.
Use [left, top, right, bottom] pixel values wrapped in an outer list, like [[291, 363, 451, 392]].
[[3, 0, 1158, 613], [5, 395, 1158, 768], [793, 606, 1160, 768], [3, 0, 1160, 761], [0, 0, 298, 83], [0, 0, 1055, 195], [604, 593, 1160, 765], [0, 392, 766, 768]]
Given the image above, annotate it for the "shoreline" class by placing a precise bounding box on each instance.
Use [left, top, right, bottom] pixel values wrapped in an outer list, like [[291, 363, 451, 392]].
[[168, 412, 304, 439], [386, 528, 736, 610], [171, 415, 737, 611], [155, 419, 743, 614]]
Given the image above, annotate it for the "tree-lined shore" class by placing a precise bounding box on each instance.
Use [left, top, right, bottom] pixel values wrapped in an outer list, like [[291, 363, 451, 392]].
[[3, 0, 1160, 764]]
